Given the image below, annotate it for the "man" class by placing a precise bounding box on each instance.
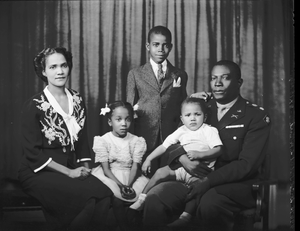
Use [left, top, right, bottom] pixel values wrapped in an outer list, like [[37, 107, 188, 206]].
[[142, 60, 271, 230]]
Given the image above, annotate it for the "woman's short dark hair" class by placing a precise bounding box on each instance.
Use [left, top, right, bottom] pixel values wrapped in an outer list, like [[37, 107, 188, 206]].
[[148, 25, 172, 43], [33, 47, 73, 83], [181, 97, 208, 115], [106, 101, 134, 120]]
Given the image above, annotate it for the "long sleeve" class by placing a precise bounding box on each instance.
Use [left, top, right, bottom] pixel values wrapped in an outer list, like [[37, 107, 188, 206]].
[[21, 98, 52, 172], [126, 70, 138, 107]]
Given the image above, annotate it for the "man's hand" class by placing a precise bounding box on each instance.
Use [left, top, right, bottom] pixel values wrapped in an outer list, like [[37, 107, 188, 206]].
[[190, 91, 212, 102], [186, 177, 210, 204], [179, 154, 212, 178]]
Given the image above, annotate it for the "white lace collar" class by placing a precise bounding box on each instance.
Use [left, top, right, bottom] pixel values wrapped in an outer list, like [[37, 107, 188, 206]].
[[44, 86, 81, 150]]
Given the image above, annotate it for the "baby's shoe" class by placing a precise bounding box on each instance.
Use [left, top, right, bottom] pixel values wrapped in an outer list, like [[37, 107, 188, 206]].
[[167, 212, 192, 228]]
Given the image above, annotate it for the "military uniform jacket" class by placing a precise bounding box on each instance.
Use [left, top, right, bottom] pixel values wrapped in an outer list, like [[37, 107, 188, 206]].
[[126, 61, 188, 152], [169, 96, 271, 207]]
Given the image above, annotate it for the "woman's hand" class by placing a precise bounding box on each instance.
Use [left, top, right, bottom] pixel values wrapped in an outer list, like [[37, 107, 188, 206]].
[[142, 159, 151, 175], [69, 166, 91, 180], [190, 91, 212, 102]]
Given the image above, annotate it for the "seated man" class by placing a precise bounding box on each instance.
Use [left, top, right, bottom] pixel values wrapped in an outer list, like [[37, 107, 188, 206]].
[[141, 60, 271, 231]]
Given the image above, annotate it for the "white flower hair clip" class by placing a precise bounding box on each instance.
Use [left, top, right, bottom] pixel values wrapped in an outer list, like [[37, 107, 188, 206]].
[[133, 104, 139, 118], [100, 103, 111, 116]]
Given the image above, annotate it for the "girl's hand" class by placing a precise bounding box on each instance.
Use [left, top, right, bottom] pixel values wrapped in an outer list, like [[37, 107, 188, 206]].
[[69, 167, 91, 180], [120, 185, 136, 200], [142, 159, 151, 175], [190, 91, 212, 102]]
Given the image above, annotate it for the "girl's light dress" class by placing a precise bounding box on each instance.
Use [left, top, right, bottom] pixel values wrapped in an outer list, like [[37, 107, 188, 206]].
[[92, 132, 149, 202]]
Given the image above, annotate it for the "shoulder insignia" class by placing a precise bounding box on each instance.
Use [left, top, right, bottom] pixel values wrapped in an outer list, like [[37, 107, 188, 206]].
[[247, 101, 265, 111], [263, 115, 271, 124]]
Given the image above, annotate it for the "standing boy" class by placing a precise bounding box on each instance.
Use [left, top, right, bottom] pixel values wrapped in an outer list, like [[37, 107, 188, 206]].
[[126, 26, 188, 175]]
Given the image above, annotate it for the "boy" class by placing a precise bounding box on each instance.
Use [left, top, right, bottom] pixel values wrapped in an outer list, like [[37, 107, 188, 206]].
[[129, 97, 223, 227], [126, 26, 188, 175]]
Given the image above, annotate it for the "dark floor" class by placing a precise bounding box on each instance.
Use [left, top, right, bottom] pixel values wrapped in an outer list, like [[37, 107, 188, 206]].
[[0, 183, 293, 231]]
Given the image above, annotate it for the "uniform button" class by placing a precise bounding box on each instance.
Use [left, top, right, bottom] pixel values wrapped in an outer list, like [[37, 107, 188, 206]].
[[62, 147, 66, 153], [233, 136, 237, 140]]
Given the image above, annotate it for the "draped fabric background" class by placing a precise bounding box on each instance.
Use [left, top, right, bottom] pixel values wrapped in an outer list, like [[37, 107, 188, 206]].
[[0, 0, 293, 184]]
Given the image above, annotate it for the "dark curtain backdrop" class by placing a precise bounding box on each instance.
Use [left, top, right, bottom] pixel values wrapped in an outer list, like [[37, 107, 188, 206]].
[[0, 0, 293, 183]]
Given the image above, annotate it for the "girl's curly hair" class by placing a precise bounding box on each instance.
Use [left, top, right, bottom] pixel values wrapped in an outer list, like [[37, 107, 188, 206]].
[[33, 47, 73, 82]]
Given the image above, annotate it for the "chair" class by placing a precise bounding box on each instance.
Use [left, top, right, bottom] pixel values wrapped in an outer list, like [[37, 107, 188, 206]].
[[233, 151, 277, 231], [233, 180, 278, 231], [0, 177, 42, 220]]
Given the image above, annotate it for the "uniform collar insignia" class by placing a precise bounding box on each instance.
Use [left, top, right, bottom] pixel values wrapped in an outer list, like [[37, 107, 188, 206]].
[[231, 114, 239, 119]]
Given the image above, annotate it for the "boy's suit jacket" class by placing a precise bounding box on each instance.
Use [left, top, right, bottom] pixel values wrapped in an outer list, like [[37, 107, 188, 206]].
[[126, 60, 188, 153]]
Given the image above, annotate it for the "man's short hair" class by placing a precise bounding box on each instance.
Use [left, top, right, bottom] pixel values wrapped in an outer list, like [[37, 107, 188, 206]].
[[214, 60, 241, 79], [148, 25, 172, 43]]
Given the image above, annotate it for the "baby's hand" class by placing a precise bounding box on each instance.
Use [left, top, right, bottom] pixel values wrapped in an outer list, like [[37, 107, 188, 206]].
[[187, 151, 200, 161], [142, 159, 151, 175]]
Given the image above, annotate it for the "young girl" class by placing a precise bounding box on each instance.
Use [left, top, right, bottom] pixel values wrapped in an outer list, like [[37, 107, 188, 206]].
[[92, 101, 149, 202], [91, 101, 149, 230]]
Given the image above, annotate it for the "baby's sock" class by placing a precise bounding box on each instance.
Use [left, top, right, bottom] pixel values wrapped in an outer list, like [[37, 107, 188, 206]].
[[129, 193, 147, 210]]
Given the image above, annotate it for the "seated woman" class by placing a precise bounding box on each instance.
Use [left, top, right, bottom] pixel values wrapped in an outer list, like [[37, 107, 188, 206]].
[[18, 47, 113, 231]]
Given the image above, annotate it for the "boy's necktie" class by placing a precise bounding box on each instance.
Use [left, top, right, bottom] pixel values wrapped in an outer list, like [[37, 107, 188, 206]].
[[157, 64, 164, 87]]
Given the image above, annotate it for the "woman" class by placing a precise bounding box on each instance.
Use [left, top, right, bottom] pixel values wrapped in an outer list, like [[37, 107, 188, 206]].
[[18, 47, 113, 230]]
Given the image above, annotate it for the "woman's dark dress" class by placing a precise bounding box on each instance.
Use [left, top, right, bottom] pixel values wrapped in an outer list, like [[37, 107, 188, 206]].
[[18, 88, 112, 228]]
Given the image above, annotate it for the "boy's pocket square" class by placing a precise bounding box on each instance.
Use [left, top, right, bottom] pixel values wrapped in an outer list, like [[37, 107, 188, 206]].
[[173, 77, 181, 87]]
